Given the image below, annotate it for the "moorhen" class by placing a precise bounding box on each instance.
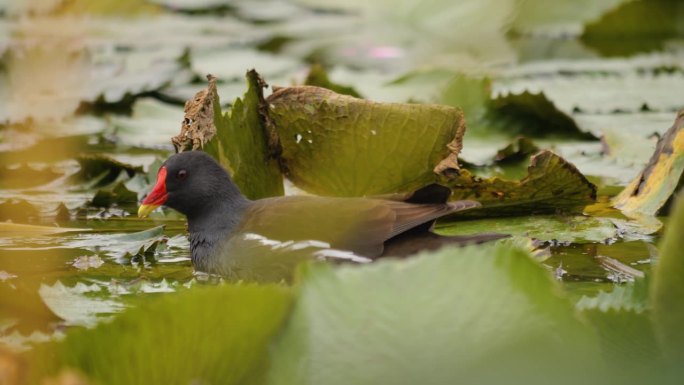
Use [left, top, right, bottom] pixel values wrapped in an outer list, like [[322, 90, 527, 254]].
[[138, 152, 500, 276]]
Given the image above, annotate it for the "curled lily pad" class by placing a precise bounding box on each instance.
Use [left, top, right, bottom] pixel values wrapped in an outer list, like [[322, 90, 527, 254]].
[[440, 150, 596, 216], [204, 70, 284, 199], [613, 109, 684, 216], [267, 85, 465, 196]]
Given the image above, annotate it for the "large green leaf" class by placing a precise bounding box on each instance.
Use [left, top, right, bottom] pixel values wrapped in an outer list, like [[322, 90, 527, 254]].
[[613, 109, 684, 216], [651, 193, 684, 361], [29, 284, 292, 385], [442, 150, 596, 216], [266, 85, 465, 196], [205, 70, 284, 199], [268, 243, 599, 385]]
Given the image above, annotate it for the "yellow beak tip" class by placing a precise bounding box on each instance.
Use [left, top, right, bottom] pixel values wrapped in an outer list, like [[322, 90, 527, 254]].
[[137, 204, 159, 218]]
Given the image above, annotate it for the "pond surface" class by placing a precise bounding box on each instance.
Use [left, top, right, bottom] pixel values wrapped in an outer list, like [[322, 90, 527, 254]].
[[1, 0, 681, 352]]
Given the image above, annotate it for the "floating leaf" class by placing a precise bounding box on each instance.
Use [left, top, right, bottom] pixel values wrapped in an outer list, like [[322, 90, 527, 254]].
[[651, 193, 684, 361], [204, 70, 284, 199], [268, 243, 599, 384], [613, 109, 684, 216], [437, 215, 618, 244], [441, 151, 596, 216], [30, 285, 292, 385], [267, 85, 465, 196]]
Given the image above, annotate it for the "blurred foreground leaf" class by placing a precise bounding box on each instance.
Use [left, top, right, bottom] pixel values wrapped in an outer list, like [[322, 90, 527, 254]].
[[267, 85, 465, 196], [205, 70, 284, 199], [651, 193, 684, 361], [613, 109, 684, 216], [268, 243, 599, 385], [442, 151, 596, 216], [576, 280, 661, 365], [29, 284, 292, 385]]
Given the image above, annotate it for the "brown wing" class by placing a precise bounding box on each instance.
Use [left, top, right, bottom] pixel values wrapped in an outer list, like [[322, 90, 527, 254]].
[[239, 196, 479, 258]]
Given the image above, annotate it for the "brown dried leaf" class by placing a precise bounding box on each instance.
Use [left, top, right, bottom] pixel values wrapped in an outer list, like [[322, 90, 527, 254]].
[[172, 74, 218, 152]]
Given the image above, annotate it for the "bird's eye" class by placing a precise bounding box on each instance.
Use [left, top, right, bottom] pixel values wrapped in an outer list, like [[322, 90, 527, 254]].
[[177, 169, 187, 180]]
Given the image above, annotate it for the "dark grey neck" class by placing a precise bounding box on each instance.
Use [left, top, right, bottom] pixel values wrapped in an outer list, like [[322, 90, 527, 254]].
[[187, 195, 250, 273]]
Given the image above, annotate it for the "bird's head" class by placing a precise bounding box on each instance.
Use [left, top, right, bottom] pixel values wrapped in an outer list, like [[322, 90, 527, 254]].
[[138, 151, 240, 218]]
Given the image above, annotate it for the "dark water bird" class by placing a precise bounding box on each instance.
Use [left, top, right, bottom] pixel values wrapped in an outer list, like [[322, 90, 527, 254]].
[[138, 152, 505, 278]]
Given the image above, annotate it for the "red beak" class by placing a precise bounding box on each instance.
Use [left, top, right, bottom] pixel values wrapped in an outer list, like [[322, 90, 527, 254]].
[[138, 166, 168, 218]]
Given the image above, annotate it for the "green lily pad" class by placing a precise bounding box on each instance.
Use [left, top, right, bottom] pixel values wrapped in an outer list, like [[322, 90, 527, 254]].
[[651, 193, 684, 361], [29, 284, 292, 385], [441, 150, 596, 216], [204, 70, 284, 199], [268, 243, 598, 384], [436, 215, 618, 244], [266, 85, 465, 196], [613, 109, 684, 216], [581, 0, 684, 57]]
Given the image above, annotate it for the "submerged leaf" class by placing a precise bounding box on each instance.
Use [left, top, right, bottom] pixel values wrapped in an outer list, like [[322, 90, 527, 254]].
[[268, 243, 599, 384], [441, 151, 596, 216], [613, 109, 684, 216], [267, 85, 465, 196], [204, 70, 284, 199]]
